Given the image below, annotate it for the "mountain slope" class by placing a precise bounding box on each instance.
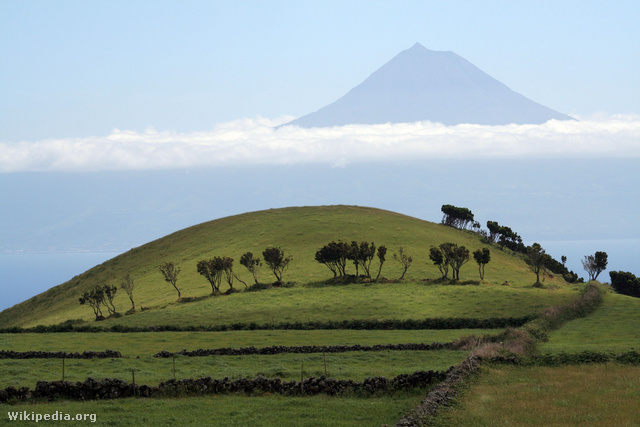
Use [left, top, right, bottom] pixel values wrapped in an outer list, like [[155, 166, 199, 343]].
[[0, 205, 568, 328], [284, 43, 573, 127]]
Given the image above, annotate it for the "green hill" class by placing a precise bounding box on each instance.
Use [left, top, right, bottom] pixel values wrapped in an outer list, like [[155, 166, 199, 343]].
[[0, 205, 570, 329]]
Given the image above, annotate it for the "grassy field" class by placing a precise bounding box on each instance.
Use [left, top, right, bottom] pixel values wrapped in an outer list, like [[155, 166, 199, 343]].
[[0, 350, 469, 389], [0, 329, 497, 356], [432, 364, 640, 426], [83, 282, 574, 330], [539, 291, 640, 353], [1, 393, 426, 427], [0, 205, 569, 329]]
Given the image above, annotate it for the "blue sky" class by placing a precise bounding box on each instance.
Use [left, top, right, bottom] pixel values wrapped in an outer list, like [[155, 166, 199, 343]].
[[2, 0, 639, 142]]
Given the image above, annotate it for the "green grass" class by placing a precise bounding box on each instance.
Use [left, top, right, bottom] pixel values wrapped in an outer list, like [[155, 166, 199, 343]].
[[539, 292, 640, 353], [1, 393, 426, 427], [432, 364, 640, 426], [0, 205, 569, 329], [0, 350, 468, 389], [89, 282, 575, 330], [0, 329, 498, 356]]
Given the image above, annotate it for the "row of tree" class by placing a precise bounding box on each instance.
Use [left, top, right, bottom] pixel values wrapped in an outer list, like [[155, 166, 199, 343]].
[[440, 204, 609, 284], [313, 240, 492, 282], [314, 241, 387, 280], [159, 247, 293, 300]]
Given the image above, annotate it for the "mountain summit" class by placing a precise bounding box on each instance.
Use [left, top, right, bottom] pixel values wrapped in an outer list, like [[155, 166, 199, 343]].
[[283, 43, 573, 127]]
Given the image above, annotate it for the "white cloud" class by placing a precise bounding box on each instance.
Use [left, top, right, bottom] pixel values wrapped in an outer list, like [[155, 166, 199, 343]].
[[1, 115, 640, 172]]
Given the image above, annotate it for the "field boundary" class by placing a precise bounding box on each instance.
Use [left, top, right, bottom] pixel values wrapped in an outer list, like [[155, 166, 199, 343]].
[[153, 342, 454, 357], [0, 315, 535, 334], [0, 370, 448, 403], [0, 350, 122, 360]]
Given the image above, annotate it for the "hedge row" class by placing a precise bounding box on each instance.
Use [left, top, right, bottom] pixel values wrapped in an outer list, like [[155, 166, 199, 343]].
[[395, 356, 482, 426], [1, 316, 536, 334], [0, 370, 447, 403], [154, 342, 452, 358], [489, 350, 640, 366], [0, 350, 122, 360]]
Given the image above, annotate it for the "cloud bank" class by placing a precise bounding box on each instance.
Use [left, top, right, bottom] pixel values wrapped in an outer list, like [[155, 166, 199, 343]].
[[1, 115, 639, 172]]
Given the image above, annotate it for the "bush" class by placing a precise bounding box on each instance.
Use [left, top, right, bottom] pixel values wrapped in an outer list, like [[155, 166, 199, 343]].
[[609, 271, 640, 298]]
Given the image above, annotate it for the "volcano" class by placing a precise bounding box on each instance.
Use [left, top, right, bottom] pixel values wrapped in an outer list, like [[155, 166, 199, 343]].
[[282, 43, 573, 127]]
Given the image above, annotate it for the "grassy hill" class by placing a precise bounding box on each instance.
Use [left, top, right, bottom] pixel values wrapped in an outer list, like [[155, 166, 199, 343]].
[[0, 205, 569, 329]]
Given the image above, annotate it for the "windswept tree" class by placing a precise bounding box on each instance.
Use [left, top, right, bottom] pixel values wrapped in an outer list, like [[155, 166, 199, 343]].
[[486, 221, 524, 252], [486, 221, 501, 243], [197, 257, 224, 295], [375, 245, 387, 281], [441, 205, 474, 230], [262, 247, 292, 283], [473, 248, 491, 280], [393, 247, 413, 280], [429, 243, 456, 280], [159, 261, 182, 299], [221, 256, 236, 291], [449, 245, 470, 280], [240, 252, 262, 285], [429, 244, 450, 280], [347, 241, 362, 277], [582, 251, 608, 281], [429, 246, 447, 279], [120, 273, 136, 312], [101, 284, 118, 315], [79, 286, 105, 320], [360, 242, 376, 278], [525, 243, 549, 285], [315, 241, 350, 277]]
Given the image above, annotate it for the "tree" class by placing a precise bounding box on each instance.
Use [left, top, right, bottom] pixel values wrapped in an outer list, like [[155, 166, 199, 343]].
[[473, 248, 491, 280], [262, 247, 292, 283], [375, 245, 387, 281], [582, 251, 608, 281], [159, 261, 181, 299], [441, 205, 474, 230], [120, 273, 136, 312], [358, 242, 376, 278], [221, 256, 236, 291], [101, 284, 118, 315], [429, 246, 449, 279], [525, 243, 549, 285], [315, 241, 350, 277], [561, 255, 567, 268], [449, 245, 470, 280], [347, 241, 361, 277], [393, 247, 412, 280], [240, 252, 262, 285], [79, 286, 105, 320], [486, 221, 501, 243], [197, 258, 224, 295]]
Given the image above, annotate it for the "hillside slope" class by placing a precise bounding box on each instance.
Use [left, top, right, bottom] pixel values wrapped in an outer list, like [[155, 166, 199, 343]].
[[0, 205, 567, 328]]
